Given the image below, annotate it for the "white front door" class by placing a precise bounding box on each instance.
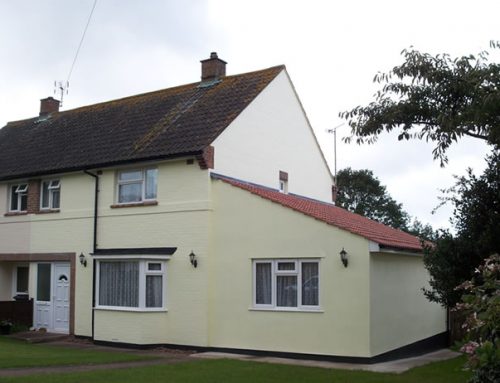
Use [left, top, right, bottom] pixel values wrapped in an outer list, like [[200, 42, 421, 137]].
[[34, 263, 70, 333]]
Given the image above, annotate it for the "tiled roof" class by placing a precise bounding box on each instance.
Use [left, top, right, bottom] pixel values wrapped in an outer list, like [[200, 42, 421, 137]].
[[214, 174, 424, 252], [0, 66, 284, 181]]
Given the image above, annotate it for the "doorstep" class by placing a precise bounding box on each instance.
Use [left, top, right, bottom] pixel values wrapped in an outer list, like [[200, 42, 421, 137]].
[[8, 330, 70, 344]]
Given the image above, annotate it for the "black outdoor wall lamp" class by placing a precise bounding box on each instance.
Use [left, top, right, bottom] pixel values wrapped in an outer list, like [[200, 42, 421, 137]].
[[189, 251, 198, 268], [340, 248, 348, 268], [79, 253, 87, 267]]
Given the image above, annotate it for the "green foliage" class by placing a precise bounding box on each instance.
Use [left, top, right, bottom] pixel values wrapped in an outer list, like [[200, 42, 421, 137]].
[[340, 41, 500, 165], [456, 255, 500, 383], [407, 219, 437, 241], [336, 167, 410, 230], [423, 151, 500, 307]]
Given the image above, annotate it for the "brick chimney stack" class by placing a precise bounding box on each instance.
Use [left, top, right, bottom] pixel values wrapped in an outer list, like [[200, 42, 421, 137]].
[[200, 52, 226, 82], [40, 97, 60, 116]]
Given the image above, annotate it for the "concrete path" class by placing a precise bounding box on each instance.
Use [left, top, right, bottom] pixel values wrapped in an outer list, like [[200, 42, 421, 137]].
[[192, 348, 461, 374]]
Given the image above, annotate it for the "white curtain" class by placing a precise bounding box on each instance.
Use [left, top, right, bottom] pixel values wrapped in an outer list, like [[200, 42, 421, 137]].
[[277, 275, 297, 307], [99, 261, 139, 307], [146, 275, 162, 307], [301, 262, 319, 306], [255, 263, 272, 304]]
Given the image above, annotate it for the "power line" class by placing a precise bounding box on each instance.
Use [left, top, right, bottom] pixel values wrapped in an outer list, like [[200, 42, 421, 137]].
[[66, 0, 98, 83]]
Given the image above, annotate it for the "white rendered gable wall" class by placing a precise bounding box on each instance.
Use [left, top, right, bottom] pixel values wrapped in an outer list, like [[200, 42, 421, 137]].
[[211, 70, 333, 203]]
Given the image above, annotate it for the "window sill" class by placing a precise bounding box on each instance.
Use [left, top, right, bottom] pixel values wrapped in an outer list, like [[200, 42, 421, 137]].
[[37, 209, 60, 214], [94, 306, 167, 313], [4, 211, 28, 217], [110, 200, 158, 209], [249, 307, 324, 313]]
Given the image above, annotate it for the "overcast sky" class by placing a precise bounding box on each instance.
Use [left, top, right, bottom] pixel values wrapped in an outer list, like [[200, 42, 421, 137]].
[[0, 0, 496, 229]]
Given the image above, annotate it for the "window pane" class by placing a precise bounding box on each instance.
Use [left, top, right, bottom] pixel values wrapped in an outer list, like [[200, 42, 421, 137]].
[[10, 186, 18, 211], [37, 264, 51, 301], [277, 275, 297, 307], [146, 275, 162, 308], [17, 267, 29, 293], [49, 180, 60, 189], [148, 263, 161, 271], [41, 182, 50, 208], [99, 262, 139, 307], [277, 262, 295, 271], [145, 169, 157, 199], [16, 184, 28, 193], [118, 183, 142, 203], [302, 262, 319, 306], [52, 190, 60, 209], [119, 170, 142, 181], [255, 263, 272, 304], [20, 194, 28, 211]]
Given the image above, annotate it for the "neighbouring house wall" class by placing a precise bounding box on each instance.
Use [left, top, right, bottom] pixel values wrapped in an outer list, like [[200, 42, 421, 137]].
[[209, 179, 372, 357], [369, 253, 446, 356], [212, 70, 333, 203]]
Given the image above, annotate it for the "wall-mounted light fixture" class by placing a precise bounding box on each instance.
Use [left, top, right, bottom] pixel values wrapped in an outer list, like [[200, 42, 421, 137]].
[[79, 253, 87, 267], [339, 248, 348, 268], [189, 251, 198, 268]]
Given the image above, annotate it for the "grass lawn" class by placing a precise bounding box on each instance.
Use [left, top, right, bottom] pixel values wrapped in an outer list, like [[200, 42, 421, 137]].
[[0, 337, 152, 369], [0, 356, 471, 383]]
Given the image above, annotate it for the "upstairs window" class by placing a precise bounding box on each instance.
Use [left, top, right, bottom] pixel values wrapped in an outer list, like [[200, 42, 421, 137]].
[[279, 171, 288, 194], [117, 168, 157, 204], [41, 180, 60, 210], [9, 184, 28, 212]]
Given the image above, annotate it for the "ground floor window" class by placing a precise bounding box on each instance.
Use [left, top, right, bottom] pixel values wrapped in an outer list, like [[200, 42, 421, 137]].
[[253, 259, 319, 310], [97, 260, 165, 310], [15, 266, 29, 296]]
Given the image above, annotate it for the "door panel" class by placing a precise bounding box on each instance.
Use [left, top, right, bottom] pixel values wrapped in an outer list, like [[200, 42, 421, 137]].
[[53, 264, 70, 332]]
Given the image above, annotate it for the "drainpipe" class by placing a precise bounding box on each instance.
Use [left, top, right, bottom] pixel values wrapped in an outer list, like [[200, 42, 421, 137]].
[[83, 170, 99, 340]]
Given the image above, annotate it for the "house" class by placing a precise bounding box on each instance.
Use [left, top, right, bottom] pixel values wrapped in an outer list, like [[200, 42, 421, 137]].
[[0, 53, 446, 362]]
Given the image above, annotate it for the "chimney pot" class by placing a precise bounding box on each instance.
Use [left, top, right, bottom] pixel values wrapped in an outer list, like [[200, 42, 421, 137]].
[[40, 97, 60, 116], [200, 52, 227, 82]]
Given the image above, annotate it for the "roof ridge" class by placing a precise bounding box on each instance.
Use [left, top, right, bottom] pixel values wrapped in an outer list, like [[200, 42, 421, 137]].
[[6, 65, 286, 123]]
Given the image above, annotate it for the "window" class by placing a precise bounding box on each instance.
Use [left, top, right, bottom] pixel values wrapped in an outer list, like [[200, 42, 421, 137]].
[[41, 180, 60, 209], [97, 260, 165, 310], [117, 168, 157, 203], [279, 180, 288, 194], [9, 184, 28, 212], [15, 266, 29, 295], [253, 259, 319, 310]]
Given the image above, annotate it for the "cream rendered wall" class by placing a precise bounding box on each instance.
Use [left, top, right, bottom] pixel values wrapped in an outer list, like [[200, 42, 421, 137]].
[[369, 253, 446, 356], [1, 158, 211, 343], [209, 180, 372, 357], [0, 183, 31, 253], [93, 159, 211, 346], [212, 70, 333, 203]]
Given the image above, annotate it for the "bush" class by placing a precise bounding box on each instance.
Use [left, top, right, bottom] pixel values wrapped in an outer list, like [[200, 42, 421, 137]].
[[456, 254, 500, 383]]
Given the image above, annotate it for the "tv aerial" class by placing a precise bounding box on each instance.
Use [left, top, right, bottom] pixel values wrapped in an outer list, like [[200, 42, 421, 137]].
[[54, 81, 69, 107]]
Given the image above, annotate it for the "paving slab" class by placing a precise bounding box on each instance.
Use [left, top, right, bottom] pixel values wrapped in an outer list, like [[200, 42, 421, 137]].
[[192, 349, 461, 373]]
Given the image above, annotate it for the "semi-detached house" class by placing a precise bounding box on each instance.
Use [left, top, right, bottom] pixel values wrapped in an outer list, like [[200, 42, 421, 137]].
[[0, 53, 446, 362]]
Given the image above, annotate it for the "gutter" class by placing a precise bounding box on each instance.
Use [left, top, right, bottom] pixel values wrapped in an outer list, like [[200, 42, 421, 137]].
[[83, 170, 99, 340]]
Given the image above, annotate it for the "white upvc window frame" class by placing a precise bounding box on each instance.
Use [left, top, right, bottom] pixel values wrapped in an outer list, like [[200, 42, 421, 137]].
[[40, 179, 61, 210], [11, 264, 29, 297], [116, 168, 158, 204], [279, 180, 288, 194], [9, 183, 28, 212], [252, 259, 320, 311], [95, 259, 166, 312]]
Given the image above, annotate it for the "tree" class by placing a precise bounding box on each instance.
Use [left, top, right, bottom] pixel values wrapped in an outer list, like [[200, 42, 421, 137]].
[[336, 167, 410, 230], [340, 41, 500, 165], [423, 151, 500, 307]]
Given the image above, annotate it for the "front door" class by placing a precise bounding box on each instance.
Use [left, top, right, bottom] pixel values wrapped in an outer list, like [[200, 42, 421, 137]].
[[34, 263, 70, 333]]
